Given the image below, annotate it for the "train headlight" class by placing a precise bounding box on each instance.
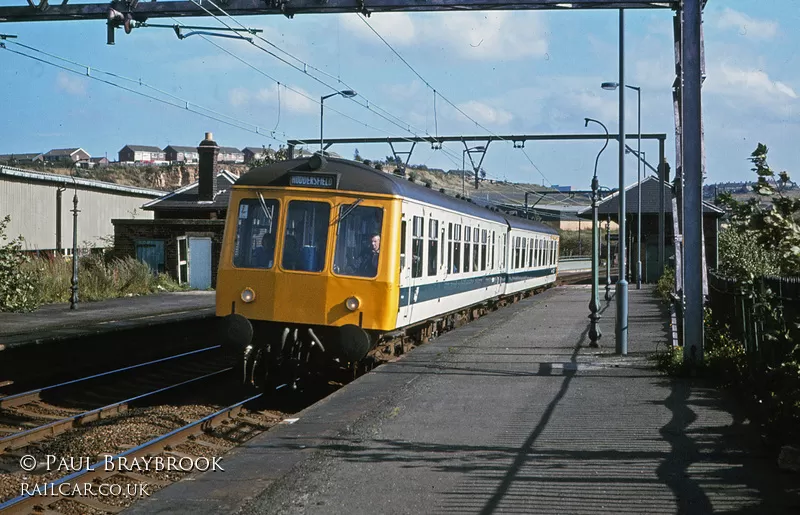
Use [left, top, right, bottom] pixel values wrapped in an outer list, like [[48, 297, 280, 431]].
[[345, 296, 360, 311], [241, 288, 256, 303]]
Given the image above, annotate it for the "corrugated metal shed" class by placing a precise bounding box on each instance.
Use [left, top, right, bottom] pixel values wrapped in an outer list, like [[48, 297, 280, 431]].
[[0, 165, 163, 251]]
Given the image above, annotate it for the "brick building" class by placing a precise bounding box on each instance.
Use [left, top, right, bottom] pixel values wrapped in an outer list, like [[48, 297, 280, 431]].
[[112, 133, 234, 288]]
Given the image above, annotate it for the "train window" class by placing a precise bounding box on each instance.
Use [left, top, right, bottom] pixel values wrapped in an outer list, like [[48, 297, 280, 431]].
[[501, 233, 506, 269], [533, 239, 539, 267], [529, 238, 534, 267], [440, 226, 446, 267], [514, 236, 521, 269], [539, 238, 545, 267], [412, 216, 424, 278], [428, 219, 439, 277], [491, 231, 495, 270], [333, 204, 383, 278], [472, 228, 479, 272], [463, 226, 471, 273], [447, 223, 453, 273], [233, 198, 280, 269], [282, 200, 330, 272], [452, 224, 461, 274], [400, 220, 407, 270], [481, 229, 487, 271], [522, 237, 528, 268]]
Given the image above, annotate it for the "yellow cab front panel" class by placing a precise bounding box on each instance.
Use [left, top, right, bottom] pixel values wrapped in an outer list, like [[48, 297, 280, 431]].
[[216, 186, 402, 332]]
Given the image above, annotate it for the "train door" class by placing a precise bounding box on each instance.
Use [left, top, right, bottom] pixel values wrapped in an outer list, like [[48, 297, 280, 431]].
[[399, 201, 425, 326]]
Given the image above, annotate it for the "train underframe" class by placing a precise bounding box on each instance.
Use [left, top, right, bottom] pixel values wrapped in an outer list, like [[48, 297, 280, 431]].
[[218, 287, 549, 391]]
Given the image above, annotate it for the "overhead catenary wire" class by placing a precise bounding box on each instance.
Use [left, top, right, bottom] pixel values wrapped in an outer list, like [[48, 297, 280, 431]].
[[356, 14, 553, 186], [190, 0, 438, 143], [5, 39, 291, 142], [0, 44, 292, 145]]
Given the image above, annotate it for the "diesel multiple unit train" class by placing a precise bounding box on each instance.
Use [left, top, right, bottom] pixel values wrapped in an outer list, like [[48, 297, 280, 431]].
[[217, 154, 559, 388]]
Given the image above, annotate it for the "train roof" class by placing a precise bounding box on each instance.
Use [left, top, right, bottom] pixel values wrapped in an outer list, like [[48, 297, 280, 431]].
[[236, 156, 558, 235]]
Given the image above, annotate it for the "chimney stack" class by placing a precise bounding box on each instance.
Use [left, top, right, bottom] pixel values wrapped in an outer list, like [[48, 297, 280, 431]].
[[197, 132, 219, 201]]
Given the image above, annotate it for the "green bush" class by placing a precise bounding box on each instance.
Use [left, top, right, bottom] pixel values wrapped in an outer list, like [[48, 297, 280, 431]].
[[0, 215, 38, 312], [655, 267, 675, 303], [20, 254, 185, 306]]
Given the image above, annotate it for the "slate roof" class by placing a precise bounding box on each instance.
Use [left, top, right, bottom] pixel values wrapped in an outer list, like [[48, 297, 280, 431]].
[[236, 156, 557, 234], [243, 147, 274, 154], [45, 148, 84, 156], [142, 171, 238, 211], [0, 165, 162, 197], [122, 145, 163, 152], [164, 145, 199, 153], [219, 147, 243, 154], [0, 153, 43, 161], [577, 175, 724, 219]]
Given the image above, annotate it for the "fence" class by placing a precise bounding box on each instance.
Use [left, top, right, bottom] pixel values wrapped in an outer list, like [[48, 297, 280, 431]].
[[707, 271, 800, 365]]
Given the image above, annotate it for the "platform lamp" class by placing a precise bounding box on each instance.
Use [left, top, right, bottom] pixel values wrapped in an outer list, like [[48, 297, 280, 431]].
[[584, 117, 610, 347], [320, 90, 357, 154], [69, 175, 80, 310]]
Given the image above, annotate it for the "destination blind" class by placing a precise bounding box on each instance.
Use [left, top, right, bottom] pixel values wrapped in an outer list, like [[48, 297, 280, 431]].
[[289, 174, 337, 189]]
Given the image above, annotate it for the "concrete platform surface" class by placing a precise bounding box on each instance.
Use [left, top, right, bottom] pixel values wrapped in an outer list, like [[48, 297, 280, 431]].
[[0, 291, 215, 350], [125, 286, 800, 515]]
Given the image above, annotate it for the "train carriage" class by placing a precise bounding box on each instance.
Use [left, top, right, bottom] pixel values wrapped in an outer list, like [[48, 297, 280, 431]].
[[216, 154, 558, 388]]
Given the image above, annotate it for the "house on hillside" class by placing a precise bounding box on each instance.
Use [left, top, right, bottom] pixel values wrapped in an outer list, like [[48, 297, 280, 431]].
[[113, 133, 235, 289], [0, 153, 44, 165], [218, 147, 244, 163], [43, 148, 90, 164], [90, 157, 109, 167], [243, 146, 275, 164], [119, 145, 167, 164], [164, 145, 200, 163]]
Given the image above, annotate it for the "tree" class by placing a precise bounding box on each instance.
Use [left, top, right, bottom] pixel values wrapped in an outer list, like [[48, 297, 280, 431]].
[[354, 148, 363, 162]]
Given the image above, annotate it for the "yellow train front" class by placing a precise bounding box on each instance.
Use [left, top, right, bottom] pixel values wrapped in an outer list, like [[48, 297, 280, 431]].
[[216, 154, 403, 388], [216, 154, 560, 389]]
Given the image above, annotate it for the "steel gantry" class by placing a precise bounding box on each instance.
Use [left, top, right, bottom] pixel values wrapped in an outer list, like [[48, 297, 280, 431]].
[[0, 0, 706, 360]]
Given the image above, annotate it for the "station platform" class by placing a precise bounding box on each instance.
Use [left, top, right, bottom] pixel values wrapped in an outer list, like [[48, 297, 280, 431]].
[[126, 286, 799, 514], [0, 291, 215, 350]]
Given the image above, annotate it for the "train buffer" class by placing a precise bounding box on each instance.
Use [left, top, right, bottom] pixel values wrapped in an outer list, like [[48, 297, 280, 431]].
[[0, 291, 214, 351], [125, 285, 798, 514]]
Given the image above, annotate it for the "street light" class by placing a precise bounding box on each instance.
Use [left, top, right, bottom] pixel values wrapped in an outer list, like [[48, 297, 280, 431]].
[[584, 117, 610, 347], [602, 80, 642, 289], [462, 146, 485, 197], [320, 90, 357, 154]]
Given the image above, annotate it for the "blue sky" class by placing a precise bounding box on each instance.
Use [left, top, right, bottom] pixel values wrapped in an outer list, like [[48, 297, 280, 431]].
[[1, 1, 798, 190]]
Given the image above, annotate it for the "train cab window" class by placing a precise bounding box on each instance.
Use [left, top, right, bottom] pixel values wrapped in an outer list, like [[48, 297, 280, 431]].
[[428, 219, 439, 277], [412, 216, 424, 278], [472, 228, 480, 272], [233, 198, 280, 269], [282, 200, 330, 272], [463, 226, 471, 273], [452, 224, 461, 274], [333, 204, 383, 278]]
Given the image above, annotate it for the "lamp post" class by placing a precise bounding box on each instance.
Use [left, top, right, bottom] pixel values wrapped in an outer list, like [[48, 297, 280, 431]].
[[584, 117, 610, 347], [605, 214, 612, 301], [462, 146, 485, 197], [602, 80, 642, 289], [320, 90, 357, 154], [69, 178, 80, 310]]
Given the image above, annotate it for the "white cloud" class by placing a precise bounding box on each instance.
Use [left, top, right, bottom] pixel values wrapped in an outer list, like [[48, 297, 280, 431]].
[[717, 8, 778, 40], [342, 12, 548, 61], [229, 84, 317, 114], [706, 64, 797, 105], [455, 100, 513, 126], [56, 72, 86, 96]]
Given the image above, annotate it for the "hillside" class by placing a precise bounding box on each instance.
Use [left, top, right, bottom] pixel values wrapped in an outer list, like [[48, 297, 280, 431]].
[[6, 159, 554, 207]]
